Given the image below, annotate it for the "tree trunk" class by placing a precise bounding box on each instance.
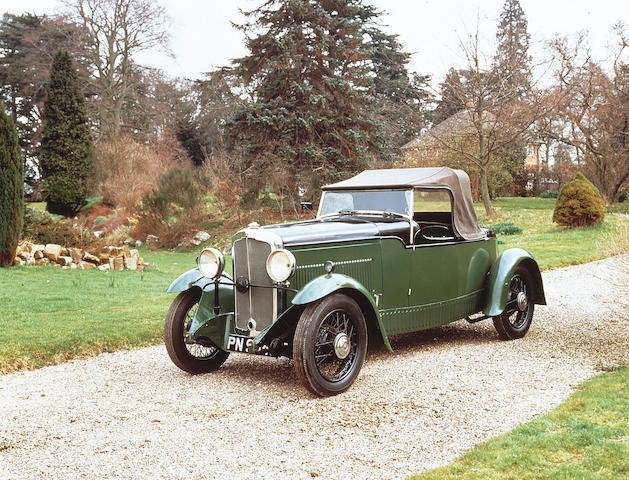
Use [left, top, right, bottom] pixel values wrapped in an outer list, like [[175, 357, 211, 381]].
[[480, 167, 496, 216]]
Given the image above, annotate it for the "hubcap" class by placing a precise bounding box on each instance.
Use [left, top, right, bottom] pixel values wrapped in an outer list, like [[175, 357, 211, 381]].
[[333, 333, 351, 359], [517, 291, 528, 311]]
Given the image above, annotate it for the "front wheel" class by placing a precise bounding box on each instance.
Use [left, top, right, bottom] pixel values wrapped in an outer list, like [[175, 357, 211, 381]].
[[293, 294, 368, 396], [492, 266, 535, 340], [164, 289, 230, 374]]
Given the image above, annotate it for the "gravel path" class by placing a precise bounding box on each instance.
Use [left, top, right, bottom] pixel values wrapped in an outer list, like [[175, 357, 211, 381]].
[[1, 255, 628, 480]]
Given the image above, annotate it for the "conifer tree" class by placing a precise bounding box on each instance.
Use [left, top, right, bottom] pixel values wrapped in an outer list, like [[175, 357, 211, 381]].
[[0, 107, 24, 267], [493, 0, 531, 98], [367, 27, 432, 150], [39, 49, 93, 216], [226, 0, 383, 201]]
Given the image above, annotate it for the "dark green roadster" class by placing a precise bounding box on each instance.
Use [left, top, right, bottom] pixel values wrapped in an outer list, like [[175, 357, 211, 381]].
[[164, 167, 546, 396]]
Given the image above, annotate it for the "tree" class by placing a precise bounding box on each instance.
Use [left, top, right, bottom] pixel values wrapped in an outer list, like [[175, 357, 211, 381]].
[[366, 27, 432, 153], [423, 28, 545, 215], [39, 49, 93, 215], [62, 0, 171, 137], [0, 106, 24, 267], [493, 0, 531, 99], [432, 68, 467, 125], [0, 13, 89, 191], [226, 0, 384, 205], [547, 26, 629, 202]]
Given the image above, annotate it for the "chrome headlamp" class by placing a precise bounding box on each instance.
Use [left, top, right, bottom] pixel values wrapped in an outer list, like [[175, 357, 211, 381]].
[[266, 249, 296, 282], [197, 247, 225, 280]]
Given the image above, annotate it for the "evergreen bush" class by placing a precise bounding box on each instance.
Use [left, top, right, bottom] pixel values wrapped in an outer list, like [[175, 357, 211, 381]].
[[39, 49, 93, 216], [490, 222, 523, 235], [0, 108, 24, 267], [552, 173, 605, 227], [539, 191, 559, 199]]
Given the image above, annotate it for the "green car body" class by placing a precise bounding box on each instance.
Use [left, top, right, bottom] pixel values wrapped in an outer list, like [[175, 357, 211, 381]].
[[165, 167, 546, 395]]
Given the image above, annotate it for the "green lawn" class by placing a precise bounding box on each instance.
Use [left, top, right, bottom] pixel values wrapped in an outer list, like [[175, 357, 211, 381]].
[[409, 367, 629, 480], [0, 249, 232, 373], [1, 197, 627, 374], [476, 197, 629, 270]]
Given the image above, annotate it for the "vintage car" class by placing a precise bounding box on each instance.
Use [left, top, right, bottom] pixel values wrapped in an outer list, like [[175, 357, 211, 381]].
[[164, 167, 546, 396]]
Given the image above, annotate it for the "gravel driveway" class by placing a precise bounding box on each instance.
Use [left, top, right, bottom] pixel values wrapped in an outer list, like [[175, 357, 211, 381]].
[[1, 255, 628, 480]]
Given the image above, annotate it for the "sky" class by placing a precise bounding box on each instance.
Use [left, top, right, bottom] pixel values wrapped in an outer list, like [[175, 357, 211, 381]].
[[2, 0, 628, 88]]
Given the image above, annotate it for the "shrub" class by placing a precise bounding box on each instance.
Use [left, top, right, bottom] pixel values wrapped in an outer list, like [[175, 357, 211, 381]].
[[0, 108, 24, 267], [539, 191, 559, 199], [92, 135, 179, 212], [136, 167, 206, 248], [552, 173, 605, 228], [490, 222, 522, 235], [617, 191, 628, 203]]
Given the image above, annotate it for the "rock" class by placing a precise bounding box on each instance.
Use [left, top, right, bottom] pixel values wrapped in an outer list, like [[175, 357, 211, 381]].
[[98, 253, 110, 264], [93, 231, 103, 238], [113, 257, 124, 271], [223, 244, 232, 255], [193, 231, 211, 243], [135, 240, 143, 247], [35, 258, 47, 265], [125, 255, 138, 271], [122, 245, 131, 259], [79, 261, 96, 270], [190, 239, 201, 246], [83, 252, 100, 264], [60, 247, 69, 256], [44, 244, 62, 261], [33, 250, 44, 260], [70, 263, 78, 269], [145, 235, 159, 248], [108, 257, 115, 270], [123, 239, 131, 245], [130, 249, 139, 258], [105, 246, 124, 257], [97, 264, 110, 271], [32, 244, 45, 253], [57, 256, 73, 266], [69, 248, 83, 263], [12, 257, 21, 266]]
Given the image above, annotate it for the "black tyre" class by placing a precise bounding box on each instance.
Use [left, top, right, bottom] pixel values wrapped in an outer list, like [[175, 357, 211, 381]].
[[492, 266, 535, 340], [293, 294, 368, 396], [164, 289, 230, 374]]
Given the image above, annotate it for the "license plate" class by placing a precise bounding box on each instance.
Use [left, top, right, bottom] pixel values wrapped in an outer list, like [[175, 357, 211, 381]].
[[226, 335, 254, 353]]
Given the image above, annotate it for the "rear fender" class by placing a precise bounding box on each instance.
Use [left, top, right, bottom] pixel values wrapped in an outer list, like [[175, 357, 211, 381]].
[[483, 248, 546, 317], [292, 273, 392, 352]]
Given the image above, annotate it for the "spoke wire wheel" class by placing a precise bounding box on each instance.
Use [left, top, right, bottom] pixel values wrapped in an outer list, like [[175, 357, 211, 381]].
[[164, 289, 230, 374], [294, 294, 368, 396], [492, 266, 535, 340]]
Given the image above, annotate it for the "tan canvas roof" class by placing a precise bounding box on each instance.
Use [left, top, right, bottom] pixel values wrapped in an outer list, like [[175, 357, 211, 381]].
[[323, 167, 484, 240]]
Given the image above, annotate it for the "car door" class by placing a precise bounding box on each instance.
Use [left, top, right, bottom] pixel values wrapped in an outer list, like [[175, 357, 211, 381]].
[[408, 189, 467, 330]]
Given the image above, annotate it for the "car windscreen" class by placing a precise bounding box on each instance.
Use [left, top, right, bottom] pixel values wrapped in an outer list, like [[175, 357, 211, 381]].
[[319, 190, 411, 217]]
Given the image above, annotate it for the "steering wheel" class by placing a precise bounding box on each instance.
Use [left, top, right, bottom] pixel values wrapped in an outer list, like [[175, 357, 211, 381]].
[[416, 225, 454, 242]]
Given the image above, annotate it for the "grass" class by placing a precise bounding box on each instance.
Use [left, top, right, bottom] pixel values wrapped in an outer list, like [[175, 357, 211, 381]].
[[409, 367, 629, 480], [476, 197, 629, 270], [1, 197, 627, 374]]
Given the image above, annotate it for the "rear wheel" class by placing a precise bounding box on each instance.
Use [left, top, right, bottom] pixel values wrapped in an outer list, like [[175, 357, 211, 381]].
[[293, 294, 368, 396], [492, 266, 535, 340], [164, 289, 230, 373]]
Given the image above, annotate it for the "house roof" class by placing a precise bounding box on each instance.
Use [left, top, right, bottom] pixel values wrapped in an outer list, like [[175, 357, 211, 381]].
[[322, 167, 484, 240], [401, 109, 497, 150]]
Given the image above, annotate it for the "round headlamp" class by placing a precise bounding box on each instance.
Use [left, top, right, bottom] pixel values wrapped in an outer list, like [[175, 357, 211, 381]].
[[266, 249, 296, 283], [197, 247, 225, 280]]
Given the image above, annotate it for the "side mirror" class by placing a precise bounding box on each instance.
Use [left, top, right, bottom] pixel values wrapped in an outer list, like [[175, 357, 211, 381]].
[[300, 201, 316, 218]]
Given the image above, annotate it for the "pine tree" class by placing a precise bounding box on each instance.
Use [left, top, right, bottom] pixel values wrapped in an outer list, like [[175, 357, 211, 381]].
[[0, 106, 24, 267], [432, 68, 467, 125], [226, 0, 383, 201], [367, 27, 432, 151], [493, 0, 531, 98], [40, 49, 93, 216]]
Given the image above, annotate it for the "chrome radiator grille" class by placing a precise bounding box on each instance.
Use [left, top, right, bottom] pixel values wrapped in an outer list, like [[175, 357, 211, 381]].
[[233, 237, 276, 331]]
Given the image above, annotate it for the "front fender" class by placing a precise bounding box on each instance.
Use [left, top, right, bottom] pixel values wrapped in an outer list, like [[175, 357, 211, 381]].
[[483, 248, 546, 317], [292, 273, 392, 352], [167, 268, 232, 293]]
